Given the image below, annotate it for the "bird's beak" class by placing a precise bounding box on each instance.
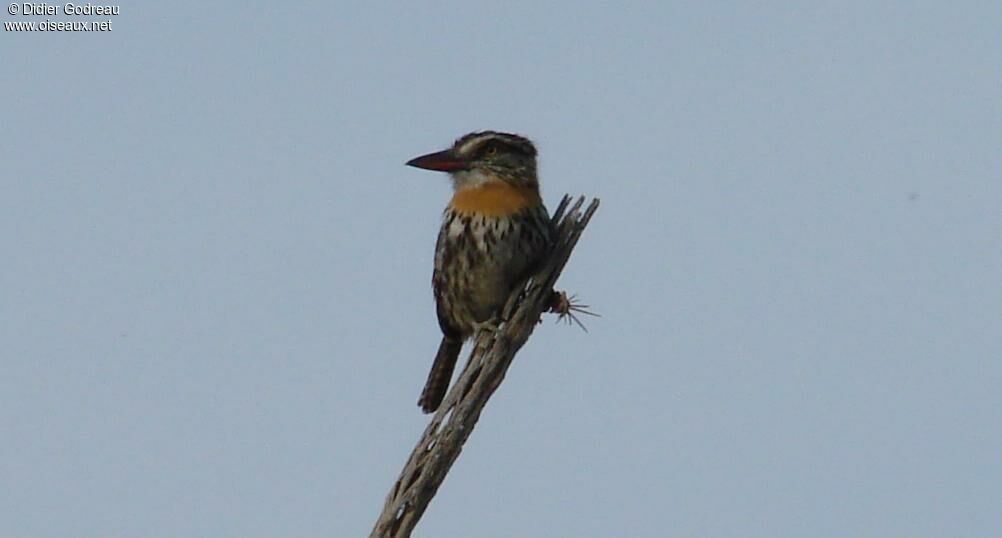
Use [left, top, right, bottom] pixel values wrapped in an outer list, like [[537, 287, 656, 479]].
[[406, 149, 469, 172]]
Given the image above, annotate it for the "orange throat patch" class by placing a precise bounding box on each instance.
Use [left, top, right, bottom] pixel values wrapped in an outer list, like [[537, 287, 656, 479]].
[[448, 180, 540, 216]]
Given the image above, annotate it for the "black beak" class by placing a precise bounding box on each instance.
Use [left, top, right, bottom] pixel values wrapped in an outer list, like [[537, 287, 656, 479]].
[[406, 149, 469, 172]]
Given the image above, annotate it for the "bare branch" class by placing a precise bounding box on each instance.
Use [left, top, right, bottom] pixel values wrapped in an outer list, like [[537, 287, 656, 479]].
[[370, 195, 600, 538]]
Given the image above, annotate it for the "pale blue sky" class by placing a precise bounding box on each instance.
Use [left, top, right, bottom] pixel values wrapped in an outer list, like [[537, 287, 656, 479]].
[[3, 2, 1001, 537]]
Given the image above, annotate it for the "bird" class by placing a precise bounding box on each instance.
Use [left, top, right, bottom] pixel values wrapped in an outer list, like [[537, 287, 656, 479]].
[[406, 131, 555, 413]]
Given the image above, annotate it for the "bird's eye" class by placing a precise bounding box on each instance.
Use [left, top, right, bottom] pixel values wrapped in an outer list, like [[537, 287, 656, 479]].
[[484, 144, 498, 156]]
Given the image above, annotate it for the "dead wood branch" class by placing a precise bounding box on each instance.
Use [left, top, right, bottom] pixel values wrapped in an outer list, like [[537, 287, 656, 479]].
[[369, 195, 600, 538]]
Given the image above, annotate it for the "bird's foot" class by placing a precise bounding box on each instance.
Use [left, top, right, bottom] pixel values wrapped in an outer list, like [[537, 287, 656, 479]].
[[471, 319, 501, 336]]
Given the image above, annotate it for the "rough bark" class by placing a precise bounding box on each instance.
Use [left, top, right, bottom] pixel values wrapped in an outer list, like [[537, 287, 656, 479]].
[[369, 195, 600, 538]]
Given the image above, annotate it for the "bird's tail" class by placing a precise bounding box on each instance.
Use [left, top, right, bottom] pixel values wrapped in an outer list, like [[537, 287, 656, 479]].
[[418, 337, 463, 413]]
